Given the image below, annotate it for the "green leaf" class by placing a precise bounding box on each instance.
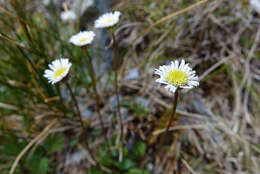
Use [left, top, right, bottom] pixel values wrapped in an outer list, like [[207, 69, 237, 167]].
[[99, 154, 113, 166], [69, 138, 79, 147], [120, 159, 135, 170], [128, 168, 150, 174], [25, 156, 49, 174], [38, 158, 49, 174], [2, 134, 27, 157], [134, 141, 146, 156], [43, 133, 65, 154], [88, 167, 103, 174]]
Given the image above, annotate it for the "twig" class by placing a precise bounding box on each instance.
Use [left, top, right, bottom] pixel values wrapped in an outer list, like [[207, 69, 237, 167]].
[[0, 34, 31, 51], [153, 124, 214, 135], [145, 0, 209, 33], [0, 102, 18, 111], [62, 2, 74, 26], [199, 56, 232, 81], [181, 159, 198, 174]]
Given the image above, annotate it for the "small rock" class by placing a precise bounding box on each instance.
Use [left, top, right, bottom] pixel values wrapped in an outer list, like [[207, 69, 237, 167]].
[[109, 95, 123, 112], [81, 109, 93, 119], [147, 163, 154, 171], [60, 88, 70, 104], [125, 68, 139, 80], [71, 150, 87, 163], [134, 97, 149, 108], [65, 150, 87, 165], [126, 134, 135, 151], [121, 107, 128, 119]]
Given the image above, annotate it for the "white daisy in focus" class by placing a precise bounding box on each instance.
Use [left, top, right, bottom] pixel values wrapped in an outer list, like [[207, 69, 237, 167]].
[[155, 59, 199, 93], [94, 11, 121, 28], [61, 10, 77, 22], [250, 0, 260, 13], [44, 58, 72, 85], [69, 31, 95, 47]]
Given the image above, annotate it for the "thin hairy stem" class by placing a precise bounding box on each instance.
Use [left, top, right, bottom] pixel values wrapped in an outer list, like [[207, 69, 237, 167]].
[[65, 81, 96, 164], [158, 89, 179, 149], [166, 89, 179, 134], [65, 81, 85, 128], [81, 47, 108, 142], [111, 33, 124, 142]]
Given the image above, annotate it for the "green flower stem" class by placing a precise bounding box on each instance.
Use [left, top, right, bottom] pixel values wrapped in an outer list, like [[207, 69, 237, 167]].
[[81, 47, 108, 143], [166, 89, 179, 134], [111, 32, 124, 161], [111, 33, 124, 143], [158, 89, 179, 148], [64, 81, 96, 164], [65, 81, 85, 129], [65, 81, 112, 172]]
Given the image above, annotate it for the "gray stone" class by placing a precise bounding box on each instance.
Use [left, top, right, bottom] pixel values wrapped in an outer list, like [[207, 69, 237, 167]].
[[134, 97, 149, 108], [109, 95, 123, 112], [81, 109, 94, 119], [125, 68, 139, 80]]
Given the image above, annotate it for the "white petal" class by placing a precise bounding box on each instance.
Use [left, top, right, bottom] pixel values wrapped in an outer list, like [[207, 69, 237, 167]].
[[165, 85, 177, 93], [69, 31, 95, 46], [189, 81, 199, 86], [156, 79, 168, 85], [179, 59, 185, 70], [43, 58, 72, 85], [181, 85, 193, 89], [154, 58, 199, 92], [94, 11, 121, 28], [174, 60, 179, 69]]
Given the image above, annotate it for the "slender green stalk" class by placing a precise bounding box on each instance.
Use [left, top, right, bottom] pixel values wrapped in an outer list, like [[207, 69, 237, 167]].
[[158, 89, 179, 148], [165, 89, 179, 134], [65, 82, 113, 173], [64, 81, 96, 163], [81, 47, 108, 142], [111, 33, 124, 142], [65, 81, 85, 129]]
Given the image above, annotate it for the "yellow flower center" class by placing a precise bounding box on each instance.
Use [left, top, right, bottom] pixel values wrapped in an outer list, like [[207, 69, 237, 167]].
[[79, 37, 89, 43], [165, 69, 188, 86], [54, 67, 67, 79], [106, 18, 115, 23]]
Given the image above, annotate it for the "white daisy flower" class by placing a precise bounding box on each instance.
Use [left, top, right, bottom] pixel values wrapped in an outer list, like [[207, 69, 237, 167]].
[[94, 11, 121, 28], [44, 58, 72, 85], [155, 59, 199, 93], [69, 31, 95, 47], [61, 10, 77, 22]]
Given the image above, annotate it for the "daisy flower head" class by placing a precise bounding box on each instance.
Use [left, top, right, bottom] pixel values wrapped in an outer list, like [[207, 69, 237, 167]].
[[94, 11, 121, 28], [69, 31, 95, 47], [44, 58, 72, 85], [60, 10, 77, 22], [155, 59, 199, 93]]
